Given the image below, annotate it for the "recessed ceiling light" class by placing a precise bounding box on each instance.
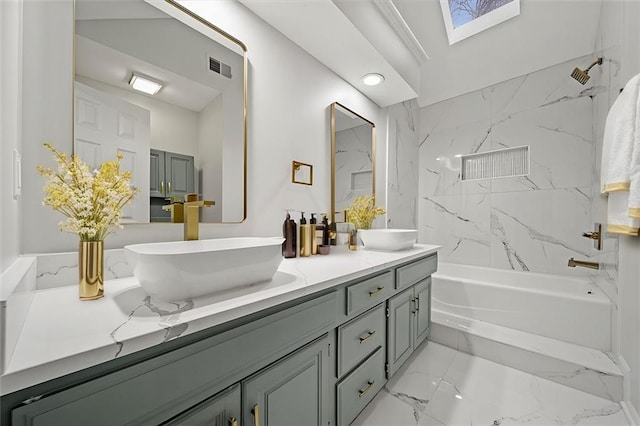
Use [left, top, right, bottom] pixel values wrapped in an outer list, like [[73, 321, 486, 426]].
[[362, 73, 385, 86], [129, 73, 163, 95]]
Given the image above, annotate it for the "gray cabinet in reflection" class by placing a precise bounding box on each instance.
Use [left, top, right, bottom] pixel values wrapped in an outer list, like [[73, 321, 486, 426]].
[[243, 335, 329, 426], [150, 149, 195, 199]]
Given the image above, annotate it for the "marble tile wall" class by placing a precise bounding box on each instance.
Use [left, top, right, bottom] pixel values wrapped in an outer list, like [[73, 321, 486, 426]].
[[386, 100, 420, 229], [418, 55, 603, 277], [335, 123, 374, 214]]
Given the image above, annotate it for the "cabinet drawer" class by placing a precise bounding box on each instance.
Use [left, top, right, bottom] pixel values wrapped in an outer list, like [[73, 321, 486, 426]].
[[346, 271, 393, 316], [337, 304, 385, 378], [396, 255, 437, 290], [336, 346, 385, 426]]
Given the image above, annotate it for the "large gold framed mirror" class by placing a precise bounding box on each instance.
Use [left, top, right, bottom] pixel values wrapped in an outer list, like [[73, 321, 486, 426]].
[[73, 0, 247, 224], [330, 102, 375, 223]]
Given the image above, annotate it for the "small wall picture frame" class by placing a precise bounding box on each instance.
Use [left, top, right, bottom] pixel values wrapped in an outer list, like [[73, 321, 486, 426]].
[[292, 161, 313, 186]]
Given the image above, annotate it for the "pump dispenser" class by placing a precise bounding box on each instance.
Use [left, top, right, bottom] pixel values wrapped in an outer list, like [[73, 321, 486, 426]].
[[310, 213, 318, 255], [321, 214, 330, 246], [299, 212, 312, 257], [282, 211, 296, 258]]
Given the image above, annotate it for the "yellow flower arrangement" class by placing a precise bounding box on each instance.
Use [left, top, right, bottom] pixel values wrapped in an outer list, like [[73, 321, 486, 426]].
[[347, 194, 386, 230], [37, 142, 139, 242]]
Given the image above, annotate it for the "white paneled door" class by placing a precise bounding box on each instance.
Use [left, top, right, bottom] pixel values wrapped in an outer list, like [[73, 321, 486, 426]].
[[74, 82, 150, 223]]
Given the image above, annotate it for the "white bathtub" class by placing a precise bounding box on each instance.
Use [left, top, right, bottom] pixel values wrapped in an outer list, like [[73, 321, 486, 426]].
[[431, 263, 611, 351]]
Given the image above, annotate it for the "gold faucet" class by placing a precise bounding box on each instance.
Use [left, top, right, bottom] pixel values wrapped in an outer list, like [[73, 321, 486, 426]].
[[183, 193, 215, 240], [567, 258, 599, 270]]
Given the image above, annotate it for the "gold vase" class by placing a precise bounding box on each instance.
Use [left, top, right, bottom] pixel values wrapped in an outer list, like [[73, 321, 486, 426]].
[[79, 241, 104, 300]]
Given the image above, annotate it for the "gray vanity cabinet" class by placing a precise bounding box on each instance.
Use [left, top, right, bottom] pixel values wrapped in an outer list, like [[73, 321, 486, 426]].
[[5, 254, 438, 426], [386, 277, 432, 378], [243, 335, 330, 426], [150, 149, 195, 198]]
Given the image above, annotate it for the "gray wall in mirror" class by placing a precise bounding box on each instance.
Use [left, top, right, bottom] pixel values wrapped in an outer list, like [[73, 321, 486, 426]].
[[331, 102, 375, 222], [74, 0, 246, 223]]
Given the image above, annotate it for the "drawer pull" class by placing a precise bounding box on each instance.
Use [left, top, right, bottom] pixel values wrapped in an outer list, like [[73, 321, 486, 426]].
[[415, 295, 420, 311], [252, 404, 260, 426], [369, 287, 384, 297], [160, 181, 164, 194], [358, 380, 375, 398], [229, 417, 238, 426], [359, 330, 376, 344]]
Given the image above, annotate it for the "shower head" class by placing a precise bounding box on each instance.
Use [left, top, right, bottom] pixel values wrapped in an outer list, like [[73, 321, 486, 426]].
[[571, 58, 603, 84]]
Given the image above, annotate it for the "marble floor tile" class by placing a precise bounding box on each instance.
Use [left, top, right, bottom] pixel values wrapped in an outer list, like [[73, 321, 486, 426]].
[[353, 342, 629, 426]]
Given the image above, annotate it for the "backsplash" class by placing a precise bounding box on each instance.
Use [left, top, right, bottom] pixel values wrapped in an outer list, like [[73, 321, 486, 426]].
[[418, 55, 601, 277], [36, 249, 133, 290]]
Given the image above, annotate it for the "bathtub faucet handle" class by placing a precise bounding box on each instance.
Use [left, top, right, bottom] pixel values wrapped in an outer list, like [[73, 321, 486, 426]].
[[582, 223, 602, 251]]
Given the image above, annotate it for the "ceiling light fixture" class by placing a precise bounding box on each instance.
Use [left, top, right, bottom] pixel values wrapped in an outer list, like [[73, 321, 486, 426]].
[[129, 73, 163, 95], [362, 73, 385, 86]]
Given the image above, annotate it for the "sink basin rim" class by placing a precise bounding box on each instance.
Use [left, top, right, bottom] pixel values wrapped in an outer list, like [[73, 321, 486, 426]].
[[358, 229, 418, 251], [124, 237, 285, 302], [124, 237, 285, 256]]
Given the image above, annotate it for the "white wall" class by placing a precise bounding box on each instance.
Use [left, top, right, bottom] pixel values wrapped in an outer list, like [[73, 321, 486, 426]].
[[15, 0, 384, 253], [0, 0, 23, 272], [199, 94, 223, 222]]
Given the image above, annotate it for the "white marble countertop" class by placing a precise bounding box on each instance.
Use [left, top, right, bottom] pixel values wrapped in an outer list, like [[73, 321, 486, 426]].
[[0, 244, 438, 396]]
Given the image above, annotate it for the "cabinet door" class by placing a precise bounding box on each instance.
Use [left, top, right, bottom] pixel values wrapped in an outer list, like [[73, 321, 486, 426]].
[[165, 152, 194, 199], [243, 335, 329, 426], [386, 287, 414, 378], [162, 384, 240, 426], [150, 149, 166, 197], [414, 278, 431, 348]]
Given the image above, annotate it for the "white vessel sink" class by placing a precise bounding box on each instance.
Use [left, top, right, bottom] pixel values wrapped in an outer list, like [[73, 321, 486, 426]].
[[124, 237, 284, 302], [358, 229, 418, 251]]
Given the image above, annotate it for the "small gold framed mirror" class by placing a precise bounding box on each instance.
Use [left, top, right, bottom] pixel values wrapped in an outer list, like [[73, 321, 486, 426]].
[[292, 161, 313, 186]]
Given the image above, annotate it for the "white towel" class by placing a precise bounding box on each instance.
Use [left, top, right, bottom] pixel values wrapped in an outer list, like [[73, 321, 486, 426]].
[[601, 73, 640, 236]]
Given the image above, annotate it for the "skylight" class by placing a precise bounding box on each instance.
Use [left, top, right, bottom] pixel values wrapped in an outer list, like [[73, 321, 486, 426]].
[[440, 0, 520, 45]]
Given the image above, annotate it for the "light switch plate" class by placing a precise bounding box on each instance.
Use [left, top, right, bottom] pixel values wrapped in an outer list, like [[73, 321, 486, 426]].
[[13, 149, 21, 199]]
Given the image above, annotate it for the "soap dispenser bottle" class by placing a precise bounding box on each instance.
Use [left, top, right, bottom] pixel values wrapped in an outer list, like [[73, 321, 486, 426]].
[[299, 212, 312, 257], [282, 211, 297, 258], [310, 213, 318, 255], [321, 214, 330, 246]]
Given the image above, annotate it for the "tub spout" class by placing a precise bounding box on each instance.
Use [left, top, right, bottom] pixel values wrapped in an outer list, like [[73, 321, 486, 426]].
[[568, 258, 599, 270]]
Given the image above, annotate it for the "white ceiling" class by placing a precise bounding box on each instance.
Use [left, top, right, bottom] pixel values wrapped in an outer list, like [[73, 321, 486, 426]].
[[238, 0, 603, 108]]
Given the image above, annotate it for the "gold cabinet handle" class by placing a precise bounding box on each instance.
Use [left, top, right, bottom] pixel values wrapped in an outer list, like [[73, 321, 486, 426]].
[[160, 181, 164, 194], [252, 404, 260, 426], [168, 181, 172, 195], [358, 380, 374, 398], [229, 417, 238, 426], [359, 330, 376, 344], [369, 287, 384, 297]]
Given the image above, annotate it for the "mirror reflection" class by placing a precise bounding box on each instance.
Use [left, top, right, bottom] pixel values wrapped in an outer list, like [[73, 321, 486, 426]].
[[330, 102, 375, 223], [74, 0, 246, 223]]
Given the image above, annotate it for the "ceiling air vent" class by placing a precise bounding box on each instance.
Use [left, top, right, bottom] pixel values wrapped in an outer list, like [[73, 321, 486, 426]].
[[209, 56, 232, 79]]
